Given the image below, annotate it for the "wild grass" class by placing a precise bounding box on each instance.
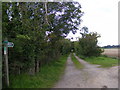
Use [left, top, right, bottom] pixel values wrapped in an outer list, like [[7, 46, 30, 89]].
[[84, 56, 118, 68], [9, 54, 68, 88], [71, 53, 84, 69]]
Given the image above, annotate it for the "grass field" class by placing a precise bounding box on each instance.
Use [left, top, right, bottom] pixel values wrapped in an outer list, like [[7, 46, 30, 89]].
[[102, 48, 119, 59], [84, 56, 118, 68], [9, 54, 68, 88], [71, 53, 84, 69]]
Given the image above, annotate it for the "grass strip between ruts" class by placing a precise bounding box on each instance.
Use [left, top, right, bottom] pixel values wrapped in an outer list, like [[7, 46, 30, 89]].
[[71, 53, 84, 69]]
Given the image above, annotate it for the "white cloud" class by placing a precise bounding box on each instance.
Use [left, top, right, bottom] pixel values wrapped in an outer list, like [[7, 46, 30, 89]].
[[66, 0, 119, 46]]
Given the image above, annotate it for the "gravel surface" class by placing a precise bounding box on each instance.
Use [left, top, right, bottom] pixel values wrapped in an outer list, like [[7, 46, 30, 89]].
[[53, 54, 118, 88]]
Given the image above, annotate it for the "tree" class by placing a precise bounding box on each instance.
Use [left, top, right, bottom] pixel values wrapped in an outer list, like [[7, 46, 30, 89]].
[[2, 2, 83, 76], [77, 32, 103, 57], [80, 26, 88, 38]]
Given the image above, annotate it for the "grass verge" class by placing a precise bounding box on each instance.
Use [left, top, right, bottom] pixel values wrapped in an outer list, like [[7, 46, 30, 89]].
[[83, 56, 118, 68], [9, 54, 68, 88], [71, 53, 84, 69]]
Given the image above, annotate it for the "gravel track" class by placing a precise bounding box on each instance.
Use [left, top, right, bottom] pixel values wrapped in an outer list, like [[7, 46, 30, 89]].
[[54, 54, 118, 88]]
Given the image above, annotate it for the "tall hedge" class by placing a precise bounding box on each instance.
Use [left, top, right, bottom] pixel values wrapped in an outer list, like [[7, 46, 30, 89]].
[[2, 2, 83, 75]]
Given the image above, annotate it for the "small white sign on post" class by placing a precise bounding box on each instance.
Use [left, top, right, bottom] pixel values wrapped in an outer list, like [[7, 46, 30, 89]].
[[7, 42, 14, 47], [4, 47, 7, 55]]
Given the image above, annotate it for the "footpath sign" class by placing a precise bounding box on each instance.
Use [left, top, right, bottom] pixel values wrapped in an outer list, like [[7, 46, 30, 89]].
[[7, 42, 14, 47], [3, 39, 14, 87]]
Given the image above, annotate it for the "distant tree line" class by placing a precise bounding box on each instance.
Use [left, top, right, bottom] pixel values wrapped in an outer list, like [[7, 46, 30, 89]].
[[102, 45, 120, 48]]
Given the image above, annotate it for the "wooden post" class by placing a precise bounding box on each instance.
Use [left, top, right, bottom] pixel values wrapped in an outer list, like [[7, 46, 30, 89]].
[[4, 38, 9, 87]]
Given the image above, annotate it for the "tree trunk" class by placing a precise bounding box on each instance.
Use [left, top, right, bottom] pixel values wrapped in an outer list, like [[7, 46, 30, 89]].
[[37, 60, 39, 73], [18, 67, 20, 75], [44, 2, 49, 25], [35, 60, 39, 73], [29, 67, 35, 75], [28, 61, 35, 75]]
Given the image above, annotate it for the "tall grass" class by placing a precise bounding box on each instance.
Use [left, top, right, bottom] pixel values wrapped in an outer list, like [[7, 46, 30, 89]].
[[9, 54, 68, 88], [71, 53, 84, 69]]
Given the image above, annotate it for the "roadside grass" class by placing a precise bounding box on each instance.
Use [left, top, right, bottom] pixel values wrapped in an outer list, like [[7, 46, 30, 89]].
[[9, 54, 68, 88], [71, 53, 84, 69], [83, 56, 118, 68]]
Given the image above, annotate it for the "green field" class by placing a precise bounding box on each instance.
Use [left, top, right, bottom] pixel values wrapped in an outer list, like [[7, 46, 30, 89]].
[[9, 55, 68, 88], [84, 56, 118, 68], [71, 53, 84, 69]]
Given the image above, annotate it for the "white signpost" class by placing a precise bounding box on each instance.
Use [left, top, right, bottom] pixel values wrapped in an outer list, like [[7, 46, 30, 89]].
[[4, 47, 7, 55]]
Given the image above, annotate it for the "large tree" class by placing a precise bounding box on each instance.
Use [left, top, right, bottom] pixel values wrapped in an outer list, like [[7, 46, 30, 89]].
[[2, 2, 83, 75], [77, 32, 103, 57]]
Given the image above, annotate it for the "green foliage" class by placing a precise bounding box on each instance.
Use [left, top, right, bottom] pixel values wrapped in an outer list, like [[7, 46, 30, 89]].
[[60, 39, 72, 55], [84, 56, 118, 68], [71, 53, 84, 69], [74, 41, 80, 54], [2, 2, 83, 87], [76, 32, 103, 57], [9, 54, 68, 88]]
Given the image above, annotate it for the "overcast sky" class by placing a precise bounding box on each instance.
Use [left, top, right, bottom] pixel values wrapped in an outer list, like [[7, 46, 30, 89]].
[[66, 0, 119, 46]]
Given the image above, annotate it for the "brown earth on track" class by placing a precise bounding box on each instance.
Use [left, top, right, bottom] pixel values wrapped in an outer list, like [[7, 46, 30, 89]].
[[53, 54, 118, 88]]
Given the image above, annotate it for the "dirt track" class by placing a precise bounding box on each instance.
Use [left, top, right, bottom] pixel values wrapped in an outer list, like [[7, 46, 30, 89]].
[[54, 54, 118, 88]]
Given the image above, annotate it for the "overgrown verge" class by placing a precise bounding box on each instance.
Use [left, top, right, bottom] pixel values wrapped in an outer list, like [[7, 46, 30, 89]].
[[71, 53, 84, 69], [9, 54, 68, 88], [79, 55, 118, 68]]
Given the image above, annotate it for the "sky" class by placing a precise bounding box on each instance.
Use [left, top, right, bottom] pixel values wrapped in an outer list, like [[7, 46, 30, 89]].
[[66, 0, 119, 46]]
